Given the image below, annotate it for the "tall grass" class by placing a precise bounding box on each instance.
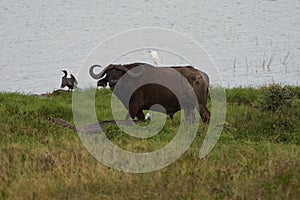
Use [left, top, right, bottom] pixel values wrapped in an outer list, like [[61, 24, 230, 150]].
[[0, 85, 299, 199]]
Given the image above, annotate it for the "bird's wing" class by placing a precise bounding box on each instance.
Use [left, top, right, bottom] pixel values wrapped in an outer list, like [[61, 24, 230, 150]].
[[71, 74, 78, 85], [153, 51, 160, 60], [61, 78, 66, 88], [150, 51, 160, 64]]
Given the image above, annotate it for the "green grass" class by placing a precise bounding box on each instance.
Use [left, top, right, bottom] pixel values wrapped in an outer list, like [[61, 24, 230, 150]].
[[0, 86, 299, 199]]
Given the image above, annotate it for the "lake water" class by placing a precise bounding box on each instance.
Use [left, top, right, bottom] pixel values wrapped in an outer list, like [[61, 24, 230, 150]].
[[1, 0, 299, 94]]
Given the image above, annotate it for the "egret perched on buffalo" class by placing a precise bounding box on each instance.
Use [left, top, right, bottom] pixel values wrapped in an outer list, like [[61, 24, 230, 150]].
[[148, 50, 160, 66]]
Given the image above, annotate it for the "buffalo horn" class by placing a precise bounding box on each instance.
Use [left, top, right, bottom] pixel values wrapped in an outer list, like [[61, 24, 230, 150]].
[[89, 65, 104, 79]]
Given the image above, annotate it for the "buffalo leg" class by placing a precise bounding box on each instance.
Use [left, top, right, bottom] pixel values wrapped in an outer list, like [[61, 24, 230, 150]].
[[197, 105, 210, 123], [129, 103, 145, 121], [136, 110, 145, 121]]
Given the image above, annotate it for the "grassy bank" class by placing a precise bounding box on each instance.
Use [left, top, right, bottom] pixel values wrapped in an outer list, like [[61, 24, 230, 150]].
[[0, 85, 299, 199]]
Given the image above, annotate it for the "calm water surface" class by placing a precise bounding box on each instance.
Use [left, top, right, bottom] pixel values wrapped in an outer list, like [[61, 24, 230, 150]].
[[0, 0, 299, 94]]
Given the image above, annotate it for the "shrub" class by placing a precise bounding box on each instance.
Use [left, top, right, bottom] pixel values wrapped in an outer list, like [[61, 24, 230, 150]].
[[257, 84, 295, 112], [226, 87, 259, 105]]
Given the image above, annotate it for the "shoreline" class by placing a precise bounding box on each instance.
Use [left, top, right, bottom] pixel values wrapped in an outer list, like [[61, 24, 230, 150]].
[[1, 83, 299, 96]]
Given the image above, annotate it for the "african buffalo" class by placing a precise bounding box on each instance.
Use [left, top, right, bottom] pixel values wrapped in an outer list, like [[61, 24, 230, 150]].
[[89, 63, 210, 123]]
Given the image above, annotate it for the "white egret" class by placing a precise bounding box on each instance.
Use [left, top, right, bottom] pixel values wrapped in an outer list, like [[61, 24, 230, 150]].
[[148, 50, 160, 66]]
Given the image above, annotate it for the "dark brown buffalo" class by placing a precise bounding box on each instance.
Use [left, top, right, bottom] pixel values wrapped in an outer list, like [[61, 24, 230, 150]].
[[90, 63, 210, 123]]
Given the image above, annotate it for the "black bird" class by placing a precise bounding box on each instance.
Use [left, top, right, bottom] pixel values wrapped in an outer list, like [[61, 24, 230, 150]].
[[61, 70, 78, 91]]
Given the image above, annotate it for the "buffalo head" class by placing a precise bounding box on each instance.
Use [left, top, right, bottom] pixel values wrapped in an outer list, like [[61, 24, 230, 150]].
[[97, 77, 108, 88], [90, 63, 145, 88]]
